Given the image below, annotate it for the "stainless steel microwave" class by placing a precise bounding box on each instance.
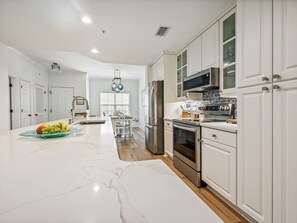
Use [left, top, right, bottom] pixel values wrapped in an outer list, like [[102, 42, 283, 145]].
[[183, 68, 220, 92]]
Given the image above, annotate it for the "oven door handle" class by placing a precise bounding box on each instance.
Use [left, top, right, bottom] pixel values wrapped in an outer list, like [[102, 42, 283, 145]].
[[173, 124, 197, 133]]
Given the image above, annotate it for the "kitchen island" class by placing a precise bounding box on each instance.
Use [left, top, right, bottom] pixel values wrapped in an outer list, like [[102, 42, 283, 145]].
[[0, 118, 222, 223]]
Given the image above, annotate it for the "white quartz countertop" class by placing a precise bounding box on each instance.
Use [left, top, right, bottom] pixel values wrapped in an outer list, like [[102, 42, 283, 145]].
[[0, 118, 222, 223], [200, 122, 237, 133]]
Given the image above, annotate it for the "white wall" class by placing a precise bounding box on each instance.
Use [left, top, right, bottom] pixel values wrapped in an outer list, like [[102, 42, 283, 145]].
[[49, 71, 87, 97], [49, 71, 87, 113], [8, 49, 48, 87], [0, 42, 10, 132], [137, 67, 148, 130], [7, 48, 49, 128], [88, 77, 139, 126]]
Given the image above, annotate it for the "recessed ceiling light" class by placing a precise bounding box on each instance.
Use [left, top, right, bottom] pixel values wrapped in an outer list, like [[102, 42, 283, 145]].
[[81, 16, 92, 24], [91, 48, 99, 54]]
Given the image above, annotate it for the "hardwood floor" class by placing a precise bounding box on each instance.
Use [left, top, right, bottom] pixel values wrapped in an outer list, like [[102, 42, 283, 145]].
[[116, 128, 249, 223]]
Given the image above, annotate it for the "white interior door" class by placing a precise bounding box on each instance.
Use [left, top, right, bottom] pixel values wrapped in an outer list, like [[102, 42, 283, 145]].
[[20, 79, 32, 127], [49, 87, 74, 121], [33, 84, 46, 124]]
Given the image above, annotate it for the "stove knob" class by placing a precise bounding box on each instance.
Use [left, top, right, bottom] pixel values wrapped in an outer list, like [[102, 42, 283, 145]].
[[226, 106, 230, 111], [220, 106, 225, 111]]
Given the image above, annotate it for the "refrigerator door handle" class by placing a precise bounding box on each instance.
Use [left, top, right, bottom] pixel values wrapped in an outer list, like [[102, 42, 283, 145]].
[[146, 124, 153, 129], [150, 83, 156, 124]]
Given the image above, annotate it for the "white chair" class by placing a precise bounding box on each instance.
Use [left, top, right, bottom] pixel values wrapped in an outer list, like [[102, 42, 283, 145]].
[[114, 113, 132, 138]]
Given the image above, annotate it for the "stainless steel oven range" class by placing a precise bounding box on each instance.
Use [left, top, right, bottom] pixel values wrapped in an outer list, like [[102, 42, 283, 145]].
[[172, 103, 236, 187], [173, 119, 203, 187]]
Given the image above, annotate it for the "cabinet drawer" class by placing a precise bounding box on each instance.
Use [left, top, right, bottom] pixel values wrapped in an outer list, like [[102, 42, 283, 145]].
[[164, 120, 173, 130], [202, 127, 236, 147]]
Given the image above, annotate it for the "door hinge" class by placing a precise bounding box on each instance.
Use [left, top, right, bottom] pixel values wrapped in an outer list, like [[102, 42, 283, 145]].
[[44, 109, 47, 112], [9, 83, 13, 87], [49, 91, 52, 94], [21, 109, 23, 113], [44, 91, 46, 94], [20, 85, 23, 89], [10, 109, 13, 113], [50, 109, 52, 113]]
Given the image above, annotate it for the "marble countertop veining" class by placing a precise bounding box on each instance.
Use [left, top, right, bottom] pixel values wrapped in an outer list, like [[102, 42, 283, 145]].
[[0, 118, 222, 223]]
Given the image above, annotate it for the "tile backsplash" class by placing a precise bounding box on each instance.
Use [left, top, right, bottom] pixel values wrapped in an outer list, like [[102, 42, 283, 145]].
[[202, 89, 237, 104], [181, 89, 237, 118]]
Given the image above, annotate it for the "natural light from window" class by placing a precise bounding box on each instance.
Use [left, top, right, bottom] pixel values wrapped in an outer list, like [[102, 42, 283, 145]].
[[100, 93, 130, 116]]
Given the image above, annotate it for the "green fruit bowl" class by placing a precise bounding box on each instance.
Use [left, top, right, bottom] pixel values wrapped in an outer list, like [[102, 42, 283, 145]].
[[19, 127, 82, 139]]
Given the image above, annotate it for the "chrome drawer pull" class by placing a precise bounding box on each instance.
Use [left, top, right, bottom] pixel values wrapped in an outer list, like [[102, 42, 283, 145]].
[[273, 74, 280, 79], [262, 86, 269, 91], [212, 134, 217, 138], [273, 85, 280, 90], [262, 76, 269, 81]]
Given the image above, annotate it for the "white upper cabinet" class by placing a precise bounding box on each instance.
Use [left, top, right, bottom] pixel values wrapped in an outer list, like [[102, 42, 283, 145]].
[[236, 0, 272, 88], [273, 79, 297, 223], [163, 54, 176, 103], [202, 22, 219, 70], [273, 0, 297, 82], [237, 84, 272, 223], [188, 36, 202, 76], [151, 57, 164, 81], [220, 8, 237, 95]]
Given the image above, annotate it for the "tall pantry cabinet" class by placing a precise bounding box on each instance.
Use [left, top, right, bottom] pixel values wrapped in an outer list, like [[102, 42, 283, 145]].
[[237, 0, 297, 222], [272, 1, 297, 222]]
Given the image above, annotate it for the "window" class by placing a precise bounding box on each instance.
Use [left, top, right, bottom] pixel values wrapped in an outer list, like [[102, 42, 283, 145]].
[[100, 93, 130, 116]]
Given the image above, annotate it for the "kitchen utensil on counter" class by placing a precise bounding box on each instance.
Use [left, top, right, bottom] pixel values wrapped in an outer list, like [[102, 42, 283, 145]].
[[194, 113, 199, 121], [226, 119, 237, 124], [182, 110, 190, 118]]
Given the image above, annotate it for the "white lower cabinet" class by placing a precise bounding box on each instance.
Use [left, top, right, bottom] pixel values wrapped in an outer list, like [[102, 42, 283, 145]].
[[202, 127, 237, 204], [237, 84, 272, 223], [164, 120, 173, 157], [273, 79, 297, 223]]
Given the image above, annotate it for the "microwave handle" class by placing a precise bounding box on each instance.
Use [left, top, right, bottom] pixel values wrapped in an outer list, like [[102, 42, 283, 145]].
[[173, 124, 197, 133]]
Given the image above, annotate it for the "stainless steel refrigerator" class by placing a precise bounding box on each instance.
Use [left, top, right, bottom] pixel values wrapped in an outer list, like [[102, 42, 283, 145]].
[[145, 80, 164, 154]]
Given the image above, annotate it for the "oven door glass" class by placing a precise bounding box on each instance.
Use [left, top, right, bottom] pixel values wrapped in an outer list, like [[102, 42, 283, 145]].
[[173, 126, 196, 163]]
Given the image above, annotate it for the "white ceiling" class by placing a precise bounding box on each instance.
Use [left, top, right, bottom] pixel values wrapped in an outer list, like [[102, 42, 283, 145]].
[[0, 0, 235, 76], [19, 48, 146, 80]]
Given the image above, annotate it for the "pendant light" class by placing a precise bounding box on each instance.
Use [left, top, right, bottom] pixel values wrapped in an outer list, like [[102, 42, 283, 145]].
[[111, 69, 124, 92]]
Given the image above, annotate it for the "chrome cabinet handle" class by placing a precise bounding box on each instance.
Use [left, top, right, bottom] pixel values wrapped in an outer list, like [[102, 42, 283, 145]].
[[212, 134, 217, 138], [262, 76, 269, 81], [197, 139, 203, 142], [273, 85, 281, 90], [262, 86, 269, 91], [273, 74, 280, 79]]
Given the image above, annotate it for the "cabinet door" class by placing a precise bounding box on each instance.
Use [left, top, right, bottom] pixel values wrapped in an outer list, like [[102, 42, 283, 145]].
[[164, 128, 173, 158], [237, 0, 272, 88], [273, 79, 297, 223], [202, 22, 219, 70], [188, 36, 202, 76], [237, 84, 272, 223], [151, 57, 164, 81], [220, 8, 237, 95], [202, 138, 236, 204], [273, 0, 297, 82]]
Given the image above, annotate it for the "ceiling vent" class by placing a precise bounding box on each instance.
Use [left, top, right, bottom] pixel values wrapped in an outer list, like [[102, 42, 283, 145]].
[[155, 26, 169, 37], [51, 63, 61, 72]]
